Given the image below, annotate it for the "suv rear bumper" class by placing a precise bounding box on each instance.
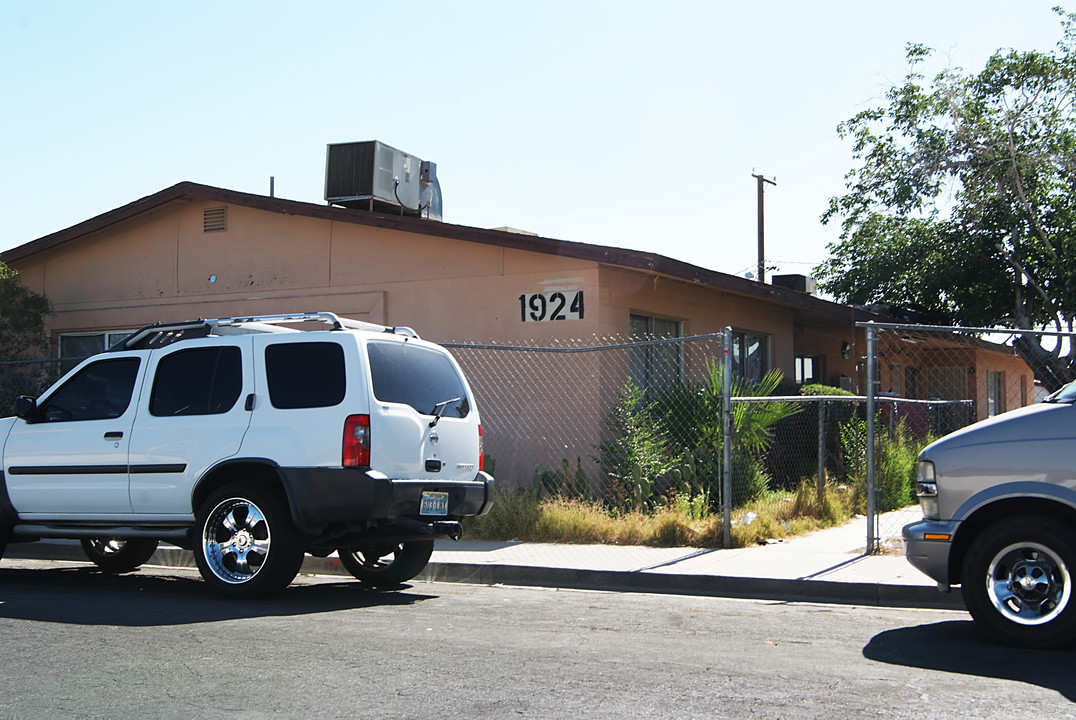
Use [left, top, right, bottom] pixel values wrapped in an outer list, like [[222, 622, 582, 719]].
[[278, 467, 495, 535], [902, 518, 958, 587]]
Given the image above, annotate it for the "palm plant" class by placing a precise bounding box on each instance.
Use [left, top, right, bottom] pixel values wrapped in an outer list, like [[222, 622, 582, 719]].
[[654, 360, 800, 505]]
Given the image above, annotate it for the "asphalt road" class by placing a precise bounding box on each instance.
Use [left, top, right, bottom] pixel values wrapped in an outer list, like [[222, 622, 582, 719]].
[[0, 559, 1072, 719]]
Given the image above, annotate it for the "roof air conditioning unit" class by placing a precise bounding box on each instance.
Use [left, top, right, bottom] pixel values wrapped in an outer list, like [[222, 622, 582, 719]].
[[771, 274, 816, 294], [324, 140, 442, 221]]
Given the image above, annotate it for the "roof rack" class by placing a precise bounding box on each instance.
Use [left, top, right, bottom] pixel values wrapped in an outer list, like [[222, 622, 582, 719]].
[[114, 312, 419, 351]]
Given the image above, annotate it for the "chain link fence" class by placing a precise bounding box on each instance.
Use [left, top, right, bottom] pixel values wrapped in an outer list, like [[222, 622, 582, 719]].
[[0, 357, 64, 416], [448, 333, 880, 548], [861, 323, 1056, 551], [1, 324, 1062, 556], [445, 334, 729, 505]]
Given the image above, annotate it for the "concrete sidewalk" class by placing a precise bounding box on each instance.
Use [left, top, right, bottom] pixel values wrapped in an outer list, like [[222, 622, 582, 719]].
[[411, 507, 964, 610], [3, 507, 965, 611]]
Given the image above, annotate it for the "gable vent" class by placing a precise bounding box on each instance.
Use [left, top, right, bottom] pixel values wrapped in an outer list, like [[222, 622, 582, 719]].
[[203, 207, 227, 233]]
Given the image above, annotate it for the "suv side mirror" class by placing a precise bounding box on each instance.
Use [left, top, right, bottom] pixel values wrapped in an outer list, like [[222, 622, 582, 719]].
[[14, 395, 38, 422]]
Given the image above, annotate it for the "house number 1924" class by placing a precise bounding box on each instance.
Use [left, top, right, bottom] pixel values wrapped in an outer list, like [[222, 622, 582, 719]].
[[518, 291, 584, 322]]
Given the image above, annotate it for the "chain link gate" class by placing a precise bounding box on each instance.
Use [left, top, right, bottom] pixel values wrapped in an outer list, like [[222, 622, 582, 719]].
[[859, 321, 1068, 553]]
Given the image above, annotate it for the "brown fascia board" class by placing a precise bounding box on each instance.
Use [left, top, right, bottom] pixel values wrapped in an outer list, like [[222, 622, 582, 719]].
[[2, 181, 878, 325]]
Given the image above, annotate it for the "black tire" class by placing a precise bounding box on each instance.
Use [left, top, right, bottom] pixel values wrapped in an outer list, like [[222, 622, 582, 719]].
[[338, 540, 435, 588], [194, 483, 304, 598], [960, 515, 1076, 649], [80, 538, 159, 573]]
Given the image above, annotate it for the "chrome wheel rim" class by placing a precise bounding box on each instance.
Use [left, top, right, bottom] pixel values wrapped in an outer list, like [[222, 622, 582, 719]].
[[350, 545, 401, 573], [202, 497, 271, 584], [87, 539, 126, 557], [986, 541, 1071, 626]]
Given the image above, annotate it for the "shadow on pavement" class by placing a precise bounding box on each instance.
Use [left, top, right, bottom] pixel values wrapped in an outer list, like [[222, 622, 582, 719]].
[[0, 565, 434, 627], [863, 620, 1076, 701]]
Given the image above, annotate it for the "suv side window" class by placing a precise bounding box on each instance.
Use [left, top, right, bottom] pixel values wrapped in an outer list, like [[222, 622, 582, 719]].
[[38, 357, 141, 422], [367, 341, 470, 418], [265, 342, 346, 409], [150, 347, 243, 416]]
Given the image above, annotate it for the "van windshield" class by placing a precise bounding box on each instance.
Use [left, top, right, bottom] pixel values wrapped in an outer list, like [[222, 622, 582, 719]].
[[1045, 381, 1076, 404], [366, 341, 470, 418]]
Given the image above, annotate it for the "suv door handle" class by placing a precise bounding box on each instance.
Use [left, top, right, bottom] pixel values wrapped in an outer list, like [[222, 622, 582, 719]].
[[104, 431, 123, 440]]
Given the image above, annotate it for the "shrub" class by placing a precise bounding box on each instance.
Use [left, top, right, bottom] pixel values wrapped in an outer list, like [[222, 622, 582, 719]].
[[533, 457, 591, 499], [652, 362, 800, 508], [838, 416, 926, 513], [596, 381, 683, 512], [875, 422, 921, 511], [462, 488, 542, 540]]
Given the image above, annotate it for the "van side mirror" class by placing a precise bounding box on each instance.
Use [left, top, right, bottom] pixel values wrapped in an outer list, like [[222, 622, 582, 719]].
[[14, 396, 38, 422]]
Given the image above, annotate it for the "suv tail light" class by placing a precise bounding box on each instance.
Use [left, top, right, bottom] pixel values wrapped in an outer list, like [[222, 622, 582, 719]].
[[343, 415, 371, 467], [478, 423, 485, 472]]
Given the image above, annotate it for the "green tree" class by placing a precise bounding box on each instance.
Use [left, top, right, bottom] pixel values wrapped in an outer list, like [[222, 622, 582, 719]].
[[817, 8, 1076, 390], [0, 263, 53, 413], [0, 263, 51, 360]]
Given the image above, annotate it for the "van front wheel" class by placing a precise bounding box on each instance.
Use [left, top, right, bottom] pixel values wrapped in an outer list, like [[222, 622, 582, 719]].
[[961, 516, 1076, 649]]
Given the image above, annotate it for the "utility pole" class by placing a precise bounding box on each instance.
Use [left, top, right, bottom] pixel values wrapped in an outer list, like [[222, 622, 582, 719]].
[[752, 173, 776, 283]]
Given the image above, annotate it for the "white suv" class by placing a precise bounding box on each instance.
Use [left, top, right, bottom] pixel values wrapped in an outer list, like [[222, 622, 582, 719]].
[[0, 312, 494, 596]]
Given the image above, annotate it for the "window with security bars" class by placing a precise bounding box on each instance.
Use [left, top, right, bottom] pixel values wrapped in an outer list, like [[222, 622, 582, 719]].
[[629, 314, 682, 391], [987, 369, 1006, 416], [731, 330, 769, 383]]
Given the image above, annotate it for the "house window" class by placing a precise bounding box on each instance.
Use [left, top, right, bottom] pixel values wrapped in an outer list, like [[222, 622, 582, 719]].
[[58, 330, 136, 370], [905, 366, 920, 399], [795, 355, 824, 385], [987, 370, 1006, 416], [889, 363, 904, 395], [629, 314, 682, 391], [731, 330, 769, 383]]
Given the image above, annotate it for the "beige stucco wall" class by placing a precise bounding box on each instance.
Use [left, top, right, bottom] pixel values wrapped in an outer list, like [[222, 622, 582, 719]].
[[9, 197, 871, 488], [14, 198, 863, 380], [595, 266, 861, 386], [876, 340, 1035, 422], [15, 200, 607, 345]]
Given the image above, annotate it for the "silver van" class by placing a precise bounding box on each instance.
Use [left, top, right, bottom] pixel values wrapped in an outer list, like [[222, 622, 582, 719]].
[[903, 383, 1076, 648]]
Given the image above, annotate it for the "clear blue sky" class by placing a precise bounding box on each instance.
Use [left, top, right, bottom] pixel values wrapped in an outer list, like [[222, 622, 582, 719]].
[[0, 1, 1065, 281]]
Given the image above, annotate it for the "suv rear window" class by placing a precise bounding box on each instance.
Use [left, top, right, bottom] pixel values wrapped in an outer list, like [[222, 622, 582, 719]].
[[367, 341, 469, 418], [265, 342, 346, 409], [150, 347, 242, 416]]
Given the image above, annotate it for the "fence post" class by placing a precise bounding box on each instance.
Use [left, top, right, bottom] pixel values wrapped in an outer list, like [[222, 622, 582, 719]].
[[723, 325, 733, 549], [817, 399, 826, 505], [865, 324, 877, 554]]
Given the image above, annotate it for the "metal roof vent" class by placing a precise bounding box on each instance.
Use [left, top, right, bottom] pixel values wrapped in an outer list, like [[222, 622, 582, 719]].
[[203, 207, 227, 233], [324, 140, 442, 221]]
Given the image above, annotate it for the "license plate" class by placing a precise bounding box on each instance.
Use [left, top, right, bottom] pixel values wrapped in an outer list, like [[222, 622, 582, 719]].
[[420, 491, 449, 516]]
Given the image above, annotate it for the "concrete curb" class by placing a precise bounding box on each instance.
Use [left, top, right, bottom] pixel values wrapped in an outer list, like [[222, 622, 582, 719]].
[[4, 541, 966, 611], [414, 562, 965, 610]]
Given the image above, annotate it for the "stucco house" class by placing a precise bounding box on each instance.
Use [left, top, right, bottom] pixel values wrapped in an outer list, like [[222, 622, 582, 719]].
[[0, 176, 1033, 485], [1, 180, 872, 383]]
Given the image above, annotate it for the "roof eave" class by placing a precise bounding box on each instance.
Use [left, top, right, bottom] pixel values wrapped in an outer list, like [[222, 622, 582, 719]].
[[1, 181, 876, 325]]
